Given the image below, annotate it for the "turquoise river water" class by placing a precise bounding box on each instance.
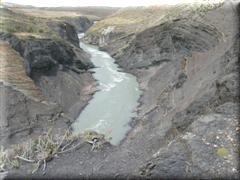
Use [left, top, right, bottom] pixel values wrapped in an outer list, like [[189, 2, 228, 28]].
[[72, 34, 141, 145]]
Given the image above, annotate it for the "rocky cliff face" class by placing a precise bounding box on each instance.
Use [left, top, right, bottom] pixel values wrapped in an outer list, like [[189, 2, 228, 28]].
[[47, 21, 80, 46], [65, 16, 93, 33], [0, 41, 64, 147], [112, 2, 239, 178], [2, 2, 239, 179], [117, 19, 222, 69], [0, 33, 92, 76], [0, 21, 95, 147], [57, 1, 238, 178], [47, 17, 93, 46]]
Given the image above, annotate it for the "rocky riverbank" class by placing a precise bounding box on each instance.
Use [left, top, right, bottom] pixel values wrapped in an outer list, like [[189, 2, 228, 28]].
[[83, 1, 239, 178], [0, 8, 97, 149], [2, 1, 239, 179]]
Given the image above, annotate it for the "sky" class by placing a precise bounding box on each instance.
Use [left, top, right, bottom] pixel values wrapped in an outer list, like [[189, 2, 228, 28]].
[[1, 0, 221, 7]]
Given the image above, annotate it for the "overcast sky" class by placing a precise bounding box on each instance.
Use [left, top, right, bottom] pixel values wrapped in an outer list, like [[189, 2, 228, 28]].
[[2, 0, 211, 7]]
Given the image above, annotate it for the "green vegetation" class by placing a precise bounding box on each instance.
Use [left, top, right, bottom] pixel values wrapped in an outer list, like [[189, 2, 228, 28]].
[[216, 147, 229, 157], [0, 8, 61, 40]]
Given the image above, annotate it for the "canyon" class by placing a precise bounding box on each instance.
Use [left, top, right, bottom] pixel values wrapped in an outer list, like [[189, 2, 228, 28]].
[[0, 1, 239, 179]]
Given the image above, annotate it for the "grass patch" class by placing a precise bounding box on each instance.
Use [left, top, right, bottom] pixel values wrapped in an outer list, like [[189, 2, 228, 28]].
[[0, 8, 62, 41], [86, 1, 224, 39], [83, 131, 106, 151], [85, 1, 224, 59], [6, 6, 119, 20], [0, 146, 7, 172], [0, 129, 106, 174]]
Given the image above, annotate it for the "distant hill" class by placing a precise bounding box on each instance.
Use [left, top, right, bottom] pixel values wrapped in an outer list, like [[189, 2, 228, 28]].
[[2, 2, 120, 20], [0, 8, 62, 40]]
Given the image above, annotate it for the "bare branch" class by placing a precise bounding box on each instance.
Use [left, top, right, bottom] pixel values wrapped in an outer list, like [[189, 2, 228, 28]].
[[15, 156, 35, 163]]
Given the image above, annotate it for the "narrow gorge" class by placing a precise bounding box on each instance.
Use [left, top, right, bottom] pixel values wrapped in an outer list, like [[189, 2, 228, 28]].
[[72, 34, 141, 145], [0, 1, 239, 179]]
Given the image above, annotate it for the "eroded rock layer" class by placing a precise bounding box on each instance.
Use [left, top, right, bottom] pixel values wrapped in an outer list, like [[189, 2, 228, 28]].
[[33, 2, 239, 179], [0, 20, 96, 147]]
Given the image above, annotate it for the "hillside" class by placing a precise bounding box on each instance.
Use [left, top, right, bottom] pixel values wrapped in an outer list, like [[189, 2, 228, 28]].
[[3, 2, 119, 20], [85, 1, 224, 56], [0, 0, 239, 179], [80, 0, 239, 178], [0, 7, 96, 148]]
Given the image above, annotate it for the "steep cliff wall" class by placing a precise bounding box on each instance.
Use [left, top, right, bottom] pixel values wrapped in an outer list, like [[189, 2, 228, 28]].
[[0, 11, 96, 147], [47, 17, 93, 46], [111, 2, 239, 178], [2, 2, 239, 179], [64, 16, 93, 33], [0, 41, 64, 147], [47, 21, 80, 46], [75, 1, 239, 178]]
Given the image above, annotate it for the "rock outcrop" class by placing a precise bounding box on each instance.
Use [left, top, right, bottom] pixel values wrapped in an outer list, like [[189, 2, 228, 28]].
[[117, 19, 222, 69], [112, 2, 239, 178], [65, 16, 93, 33], [0, 25, 95, 147], [0, 33, 92, 76], [3, 1, 240, 179], [44, 1, 237, 179], [0, 41, 63, 147], [47, 17, 93, 46], [47, 21, 80, 46]]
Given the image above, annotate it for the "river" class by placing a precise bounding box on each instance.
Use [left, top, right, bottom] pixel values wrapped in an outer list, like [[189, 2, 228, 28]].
[[72, 34, 141, 145]]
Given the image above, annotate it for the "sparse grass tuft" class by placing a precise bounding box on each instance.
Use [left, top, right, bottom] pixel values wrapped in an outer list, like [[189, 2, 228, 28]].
[[83, 130, 105, 141], [0, 128, 107, 174], [1, 129, 78, 174], [83, 131, 106, 151], [0, 146, 7, 172]]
